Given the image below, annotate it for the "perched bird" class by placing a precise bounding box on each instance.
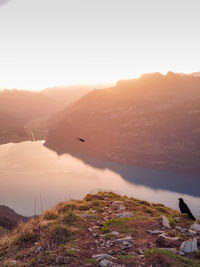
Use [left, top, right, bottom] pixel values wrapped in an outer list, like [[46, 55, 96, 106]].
[[178, 198, 196, 220], [76, 137, 85, 143]]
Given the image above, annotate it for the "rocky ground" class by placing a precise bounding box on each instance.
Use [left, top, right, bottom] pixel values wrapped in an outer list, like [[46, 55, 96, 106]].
[[0, 192, 200, 266]]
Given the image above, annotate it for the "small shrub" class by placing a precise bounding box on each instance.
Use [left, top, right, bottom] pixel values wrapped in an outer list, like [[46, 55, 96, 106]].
[[48, 224, 72, 244], [117, 254, 137, 263], [101, 218, 136, 234], [14, 229, 37, 246], [61, 211, 78, 224], [58, 203, 77, 213], [43, 210, 58, 220]]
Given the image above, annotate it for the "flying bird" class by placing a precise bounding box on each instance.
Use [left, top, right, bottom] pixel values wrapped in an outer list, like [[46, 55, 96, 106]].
[[178, 198, 196, 220], [76, 137, 85, 143]]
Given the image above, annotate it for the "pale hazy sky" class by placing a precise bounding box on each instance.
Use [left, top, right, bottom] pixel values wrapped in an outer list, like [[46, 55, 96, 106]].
[[0, 0, 200, 90]]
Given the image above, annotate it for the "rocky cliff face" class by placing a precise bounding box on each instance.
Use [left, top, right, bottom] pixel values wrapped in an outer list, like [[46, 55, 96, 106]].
[[45, 72, 200, 175]]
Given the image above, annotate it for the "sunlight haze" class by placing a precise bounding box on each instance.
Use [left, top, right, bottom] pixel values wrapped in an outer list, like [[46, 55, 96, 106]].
[[0, 0, 200, 90]]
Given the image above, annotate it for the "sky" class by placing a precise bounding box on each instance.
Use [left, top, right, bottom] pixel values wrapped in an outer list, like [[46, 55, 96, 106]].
[[0, 0, 200, 90]]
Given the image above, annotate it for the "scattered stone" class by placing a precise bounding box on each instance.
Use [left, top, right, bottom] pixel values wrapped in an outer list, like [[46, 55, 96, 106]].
[[92, 254, 114, 261], [119, 205, 126, 210], [99, 259, 113, 267], [110, 231, 120, 235], [8, 260, 18, 266], [179, 237, 198, 255], [88, 228, 93, 232], [161, 216, 171, 229], [117, 236, 133, 250], [117, 236, 133, 243], [190, 222, 200, 232], [116, 212, 133, 218], [35, 246, 42, 254], [148, 230, 163, 235], [56, 256, 70, 265], [187, 230, 197, 236], [175, 226, 187, 233], [112, 201, 123, 205], [156, 234, 180, 247]]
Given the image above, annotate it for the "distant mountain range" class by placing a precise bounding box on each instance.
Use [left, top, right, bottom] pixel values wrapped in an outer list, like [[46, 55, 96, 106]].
[[45, 72, 200, 175], [0, 89, 63, 144], [41, 83, 113, 106]]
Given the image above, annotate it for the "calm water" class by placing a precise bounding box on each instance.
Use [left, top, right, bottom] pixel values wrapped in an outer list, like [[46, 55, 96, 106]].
[[0, 141, 200, 216]]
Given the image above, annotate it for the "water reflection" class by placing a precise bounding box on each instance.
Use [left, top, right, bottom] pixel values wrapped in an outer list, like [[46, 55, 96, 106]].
[[0, 141, 199, 216]]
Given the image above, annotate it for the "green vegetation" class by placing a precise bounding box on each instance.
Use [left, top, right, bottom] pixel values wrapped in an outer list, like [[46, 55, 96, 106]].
[[43, 210, 58, 220], [101, 217, 137, 234], [144, 248, 200, 267], [84, 258, 99, 266], [48, 223, 72, 244], [117, 254, 137, 264], [61, 211, 79, 224]]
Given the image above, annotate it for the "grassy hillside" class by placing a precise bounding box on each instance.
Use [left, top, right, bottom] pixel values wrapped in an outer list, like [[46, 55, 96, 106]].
[[1, 192, 200, 266]]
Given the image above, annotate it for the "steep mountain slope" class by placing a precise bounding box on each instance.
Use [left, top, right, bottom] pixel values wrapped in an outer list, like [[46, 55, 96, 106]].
[[45, 72, 200, 175]]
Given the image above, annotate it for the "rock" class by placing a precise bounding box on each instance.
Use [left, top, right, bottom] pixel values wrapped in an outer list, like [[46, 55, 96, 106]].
[[179, 237, 198, 255], [117, 236, 133, 243], [88, 228, 93, 232], [175, 226, 187, 233], [8, 260, 18, 266], [99, 259, 113, 267], [92, 254, 114, 261], [35, 246, 42, 254], [56, 256, 70, 265], [148, 230, 163, 235], [110, 231, 119, 235], [117, 236, 134, 250], [161, 216, 171, 228], [119, 205, 126, 210], [112, 201, 123, 205], [187, 230, 197, 236], [159, 248, 177, 254], [116, 212, 133, 218], [156, 234, 180, 247], [190, 222, 200, 232]]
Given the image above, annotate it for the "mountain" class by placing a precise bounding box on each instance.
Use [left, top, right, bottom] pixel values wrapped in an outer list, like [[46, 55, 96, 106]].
[[0, 111, 28, 144], [0, 205, 28, 231], [41, 83, 113, 106], [0, 89, 63, 123], [0, 89, 63, 144], [190, 72, 200, 77], [45, 72, 200, 175]]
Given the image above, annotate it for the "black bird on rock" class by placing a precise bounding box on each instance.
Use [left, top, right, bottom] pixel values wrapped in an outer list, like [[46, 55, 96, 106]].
[[76, 137, 85, 143], [178, 198, 196, 220]]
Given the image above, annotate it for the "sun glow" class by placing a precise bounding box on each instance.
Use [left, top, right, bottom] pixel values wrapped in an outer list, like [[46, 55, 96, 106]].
[[0, 0, 200, 90]]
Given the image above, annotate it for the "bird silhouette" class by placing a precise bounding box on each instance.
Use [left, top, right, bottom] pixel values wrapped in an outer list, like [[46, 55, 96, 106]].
[[178, 198, 196, 220], [76, 137, 85, 143]]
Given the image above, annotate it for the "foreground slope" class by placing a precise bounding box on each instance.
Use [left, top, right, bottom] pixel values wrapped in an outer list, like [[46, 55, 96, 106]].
[[0, 192, 200, 266], [45, 72, 200, 175]]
